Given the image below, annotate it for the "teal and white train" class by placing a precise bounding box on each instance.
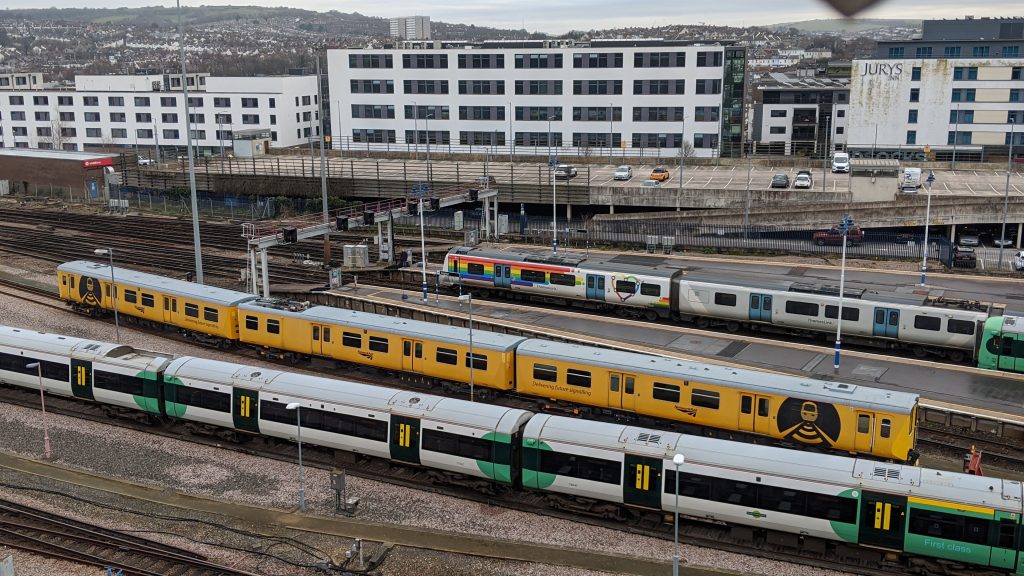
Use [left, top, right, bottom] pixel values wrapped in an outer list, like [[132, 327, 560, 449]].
[[0, 325, 1020, 575]]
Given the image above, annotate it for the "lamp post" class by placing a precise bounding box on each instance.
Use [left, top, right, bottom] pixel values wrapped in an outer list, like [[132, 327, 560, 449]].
[[459, 293, 474, 401], [952, 103, 960, 171], [25, 362, 52, 460], [217, 113, 224, 156], [177, 0, 204, 285], [998, 119, 1016, 271], [920, 169, 936, 286], [608, 103, 614, 164], [412, 100, 419, 159], [822, 113, 831, 194], [672, 453, 685, 576], [677, 116, 685, 212], [94, 248, 120, 343], [425, 112, 433, 182], [419, 194, 428, 303], [834, 213, 853, 371], [548, 114, 558, 254], [285, 402, 305, 512]]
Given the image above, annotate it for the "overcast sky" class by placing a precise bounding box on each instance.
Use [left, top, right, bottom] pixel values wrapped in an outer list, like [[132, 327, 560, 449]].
[[1, 0, 1016, 33]]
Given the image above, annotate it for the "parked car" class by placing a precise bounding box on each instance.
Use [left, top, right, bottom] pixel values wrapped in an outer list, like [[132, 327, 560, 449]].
[[613, 166, 633, 181], [958, 233, 980, 247], [640, 179, 661, 187], [137, 156, 155, 166], [1014, 250, 1024, 271], [900, 167, 922, 192], [794, 171, 812, 189], [554, 164, 578, 179], [649, 166, 671, 181], [475, 175, 497, 187], [951, 245, 977, 269], [813, 226, 864, 246], [993, 237, 1014, 248], [770, 174, 790, 188], [830, 152, 850, 173]]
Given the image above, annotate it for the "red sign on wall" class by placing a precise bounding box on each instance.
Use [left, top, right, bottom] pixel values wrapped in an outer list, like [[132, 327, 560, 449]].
[[82, 157, 113, 169]]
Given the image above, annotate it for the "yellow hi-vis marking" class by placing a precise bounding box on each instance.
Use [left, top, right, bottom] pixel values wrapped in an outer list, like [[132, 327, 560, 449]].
[[635, 465, 650, 490], [239, 396, 250, 418], [874, 502, 892, 530], [75, 366, 87, 387], [399, 423, 412, 447]]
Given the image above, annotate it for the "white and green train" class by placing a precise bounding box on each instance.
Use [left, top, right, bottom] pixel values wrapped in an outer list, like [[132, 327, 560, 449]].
[[1, 325, 1021, 575]]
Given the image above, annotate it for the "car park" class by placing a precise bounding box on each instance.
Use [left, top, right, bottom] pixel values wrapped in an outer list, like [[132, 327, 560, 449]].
[[613, 166, 633, 181], [794, 171, 812, 189], [554, 164, 578, 179], [770, 174, 790, 188], [640, 179, 660, 187], [649, 166, 670, 181]]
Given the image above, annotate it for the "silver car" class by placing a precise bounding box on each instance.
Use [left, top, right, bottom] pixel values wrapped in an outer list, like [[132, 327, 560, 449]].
[[640, 179, 660, 187], [613, 166, 632, 180]]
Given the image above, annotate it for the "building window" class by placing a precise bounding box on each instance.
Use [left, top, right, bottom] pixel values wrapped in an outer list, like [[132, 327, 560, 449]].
[[951, 88, 976, 102], [572, 52, 623, 68], [401, 53, 449, 69], [944, 46, 961, 58], [135, 113, 152, 123], [136, 129, 153, 139], [214, 97, 231, 107], [162, 129, 179, 139], [350, 80, 395, 94], [60, 127, 76, 138], [572, 107, 622, 122], [32, 95, 48, 105], [694, 106, 719, 122], [572, 132, 622, 147], [909, 88, 920, 102], [241, 97, 258, 108], [1004, 47, 1021, 58], [10, 111, 25, 121], [455, 80, 500, 95], [836, 127, 844, 134], [86, 127, 102, 138], [972, 46, 990, 57], [908, 109, 918, 124], [633, 79, 685, 95], [1012, 67, 1023, 81], [915, 46, 932, 58], [8, 95, 24, 105], [459, 131, 506, 146], [187, 97, 203, 107], [161, 113, 178, 123], [57, 95, 73, 106], [948, 131, 972, 145], [769, 126, 786, 134], [694, 79, 722, 94], [111, 128, 127, 138], [1012, 89, 1023, 103], [160, 96, 177, 107], [906, 130, 917, 145], [770, 110, 787, 118], [352, 104, 396, 119], [83, 96, 99, 106], [457, 53, 505, 69], [887, 47, 904, 58], [696, 51, 723, 67], [242, 114, 259, 125], [134, 96, 150, 107], [349, 54, 394, 68], [36, 127, 51, 137], [405, 130, 450, 145], [837, 109, 846, 117], [34, 111, 49, 121], [514, 53, 563, 68], [350, 129, 396, 143], [189, 113, 205, 123], [911, 66, 921, 81], [515, 80, 563, 95], [59, 111, 75, 122], [515, 132, 562, 146], [693, 133, 719, 149], [953, 67, 978, 80], [950, 109, 974, 124]]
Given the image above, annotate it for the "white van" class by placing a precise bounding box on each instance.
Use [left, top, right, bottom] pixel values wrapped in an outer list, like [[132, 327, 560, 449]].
[[830, 152, 850, 173], [900, 167, 922, 192]]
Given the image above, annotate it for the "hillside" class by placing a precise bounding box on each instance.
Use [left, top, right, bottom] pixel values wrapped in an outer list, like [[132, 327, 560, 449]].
[[766, 18, 920, 33]]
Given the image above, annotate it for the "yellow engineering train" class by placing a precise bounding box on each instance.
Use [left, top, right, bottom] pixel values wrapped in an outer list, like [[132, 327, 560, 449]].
[[57, 260, 920, 462]]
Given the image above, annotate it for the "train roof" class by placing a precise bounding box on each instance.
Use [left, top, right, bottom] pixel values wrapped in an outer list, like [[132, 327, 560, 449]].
[[165, 356, 530, 431], [0, 325, 170, 367], [528, 414, 1023, 512], [516, 339, 918, 412], [58, 261, 257, 307], [448, 246, 682, 279], [990, 314, 1024, 334], [239, 300, 527, 350]]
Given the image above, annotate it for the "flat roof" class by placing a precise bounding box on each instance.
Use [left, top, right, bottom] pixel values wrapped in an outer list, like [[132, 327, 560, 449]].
[[0, 148, 116, 162]]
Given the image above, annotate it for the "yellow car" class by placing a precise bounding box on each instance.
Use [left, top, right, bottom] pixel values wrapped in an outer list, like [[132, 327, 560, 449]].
[[649, 166, 670, 181]]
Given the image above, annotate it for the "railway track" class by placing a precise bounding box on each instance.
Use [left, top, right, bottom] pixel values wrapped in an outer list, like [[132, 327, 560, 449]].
[[918, 424, 1024, 471], [0, 498, 259, 575]]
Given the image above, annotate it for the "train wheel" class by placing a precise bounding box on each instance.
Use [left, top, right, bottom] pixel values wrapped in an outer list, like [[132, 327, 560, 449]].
[[644, 310, 658, 321], [948, 350, 965, 363], [696, 317, 710, 329], [912, 346, 927, 358], [726, 321, 740, 333]]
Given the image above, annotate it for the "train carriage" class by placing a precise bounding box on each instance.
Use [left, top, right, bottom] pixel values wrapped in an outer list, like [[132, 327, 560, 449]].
[[515, 340, 918, 462], [0, 327, 80, 397], [161, 356, 241, 429], [69, 341, 170, 414], [978, 315, 1024, 372], [58, 260, 256, 343], [237, 300, 525, 391]]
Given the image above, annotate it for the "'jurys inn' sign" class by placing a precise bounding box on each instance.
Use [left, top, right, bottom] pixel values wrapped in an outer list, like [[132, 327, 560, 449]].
[[860, 62, 903, 80]]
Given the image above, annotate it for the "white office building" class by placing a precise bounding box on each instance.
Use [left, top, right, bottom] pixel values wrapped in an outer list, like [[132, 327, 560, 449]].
[[752, 73, 849, 156], [390, 16, 431, 40], [327, 39, 746, 158], [0, 72, 321, 154]]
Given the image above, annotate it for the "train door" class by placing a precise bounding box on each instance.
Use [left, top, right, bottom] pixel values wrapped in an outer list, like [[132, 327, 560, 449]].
[[858, 491, 907, 550], [231, 388, 260, 433], [995, 335, 1024, 372], [989, 512, 1018, 570], [873, 308, 900, 338], [311, 324, 332, 357], [608, 373, 637, 411], [586, 275, 606, 301], [748, 294, 772, 322], [162, 296, 177, 324], [738, 394, 754, 433], [493, 264, 512, 289], [389, 415, 420, 464], [855, 412, 874, 454], [623, 455, 663, 509], [754, 396, 772, 436], [70, 358, 94, 401], [402, 339, 424, 372]]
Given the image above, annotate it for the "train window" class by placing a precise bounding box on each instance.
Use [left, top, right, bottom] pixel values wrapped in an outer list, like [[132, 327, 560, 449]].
[[609, 374, 620, 392], [625, 376, 635, 394], [203, 307, 218, 322], [342, 332, 362, 348], [184, 303, 199, 318], [521, 269, 547, 283], [423, 429, 493, 461], [467, 263, 485, 275], [997, 519, 1016, 549], [640, 283, 661, 297], [141, 293, 155, 307], [757, 398, 769, 417], [93, 370, 145, 396], [875, 309, 885, 324], [711, 479, 757, 507], [123, 290, 137, 304], [245, 316, 258, 330], [615, 280, 637, 294], [664, 470, 712, 499], [880, 419, 891, 438], [436, 347, 458, 365], [369, 336, 389, 353], [465, 352, 488, 371], [947, 319, 975, 335], [106, 285, 111, 298], [312, 326, 320, 341], [533, 364, 557, 382], [173, 385, 231, 413], [653, 382, 680, 403], [267, 319, 280, 334], [61, 275, 67, 286], [757, 485, 807, 516], [714, 292, 737, 307], [566, 369, 591, 388], [70, 276, 75, 289], [549, 273, 576, 286], [857, 414, 871, 434], [0, 355, 70, 381], [784, 300, 819, 316], [740, 396, 752, 414], [691, 388, 719, 409], [537, 450, 621, 485], [824, 305, 860, 321], [909, 509, 966, 541], [805, 493, 857, 523], [913, 315, 941, 331]]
